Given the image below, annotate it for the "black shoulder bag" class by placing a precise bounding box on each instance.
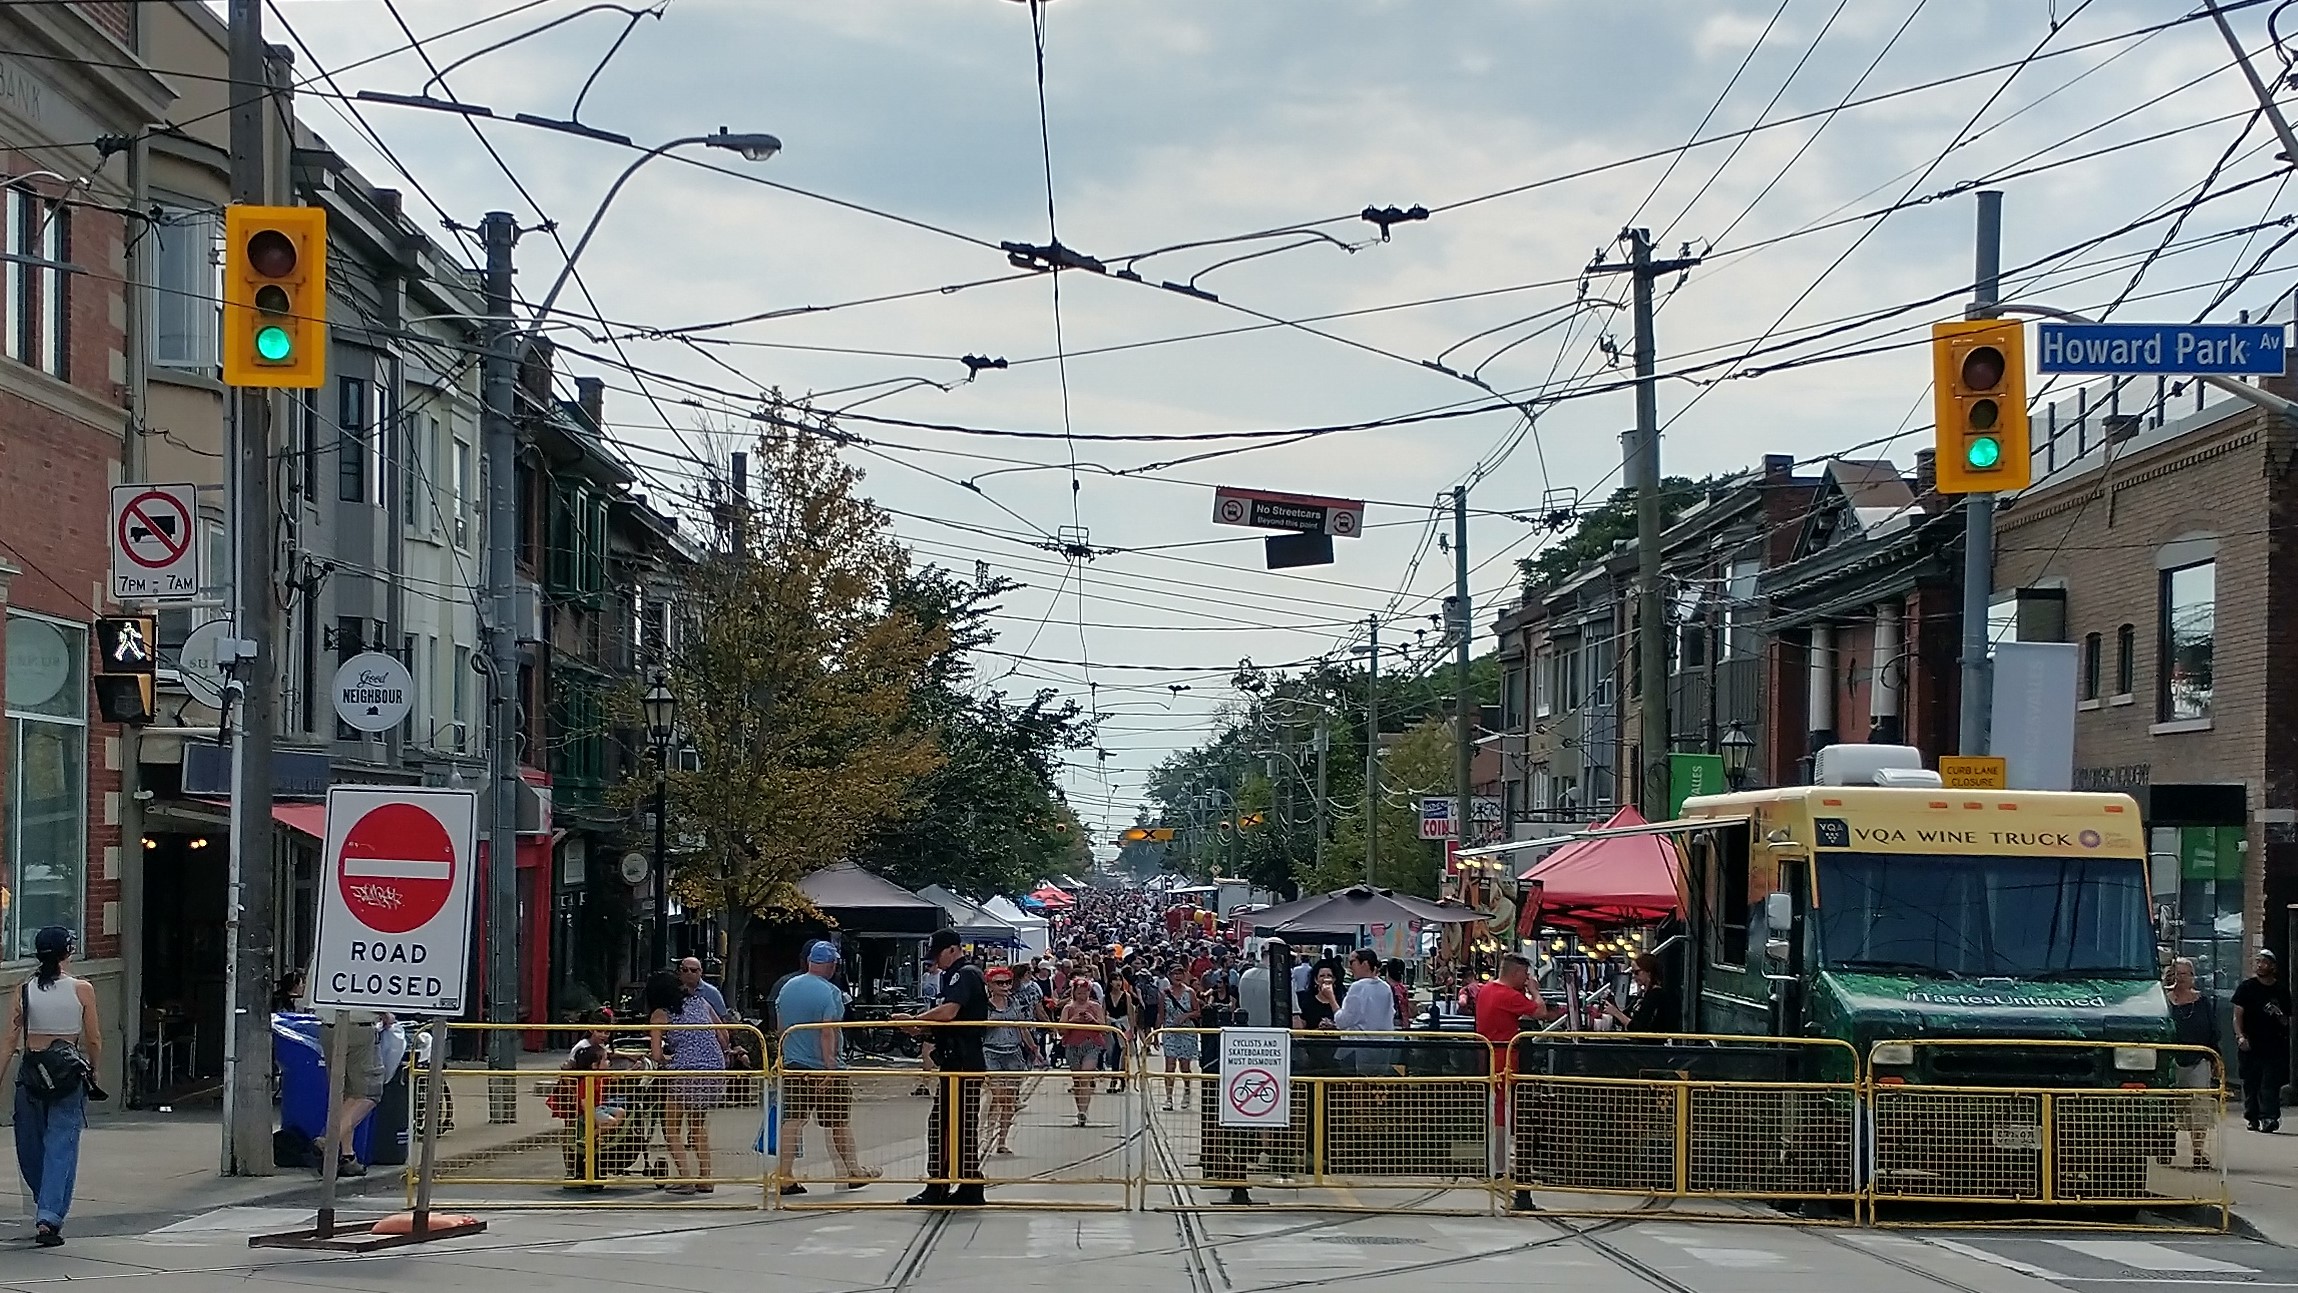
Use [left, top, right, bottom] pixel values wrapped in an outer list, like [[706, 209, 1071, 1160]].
[[17, 982, 95, 1102]]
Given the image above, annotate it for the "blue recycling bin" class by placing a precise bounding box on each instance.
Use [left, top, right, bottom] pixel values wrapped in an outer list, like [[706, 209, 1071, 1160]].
[[273, 1013, 377, 1164]]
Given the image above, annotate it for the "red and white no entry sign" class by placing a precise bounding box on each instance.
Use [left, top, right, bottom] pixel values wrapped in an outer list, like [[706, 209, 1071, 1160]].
[[309, 787, 478, 1014], [338, 801, 457, 934]]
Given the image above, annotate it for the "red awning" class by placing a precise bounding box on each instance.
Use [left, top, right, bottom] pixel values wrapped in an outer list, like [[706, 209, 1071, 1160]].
[[1518, 805, 1684, 933], [193, 799, 327, 838]]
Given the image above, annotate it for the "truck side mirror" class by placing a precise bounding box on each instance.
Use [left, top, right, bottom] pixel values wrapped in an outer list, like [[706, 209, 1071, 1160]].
[[1764, 891, 1794, 934]]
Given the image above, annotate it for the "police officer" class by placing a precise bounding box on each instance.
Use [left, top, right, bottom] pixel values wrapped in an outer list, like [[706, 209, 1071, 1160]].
[[903, 929, 990, 1205]]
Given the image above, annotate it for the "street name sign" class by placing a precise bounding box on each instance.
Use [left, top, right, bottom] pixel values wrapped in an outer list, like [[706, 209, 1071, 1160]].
[[1212, 486, 1365, 538], [308, 787, 478, 1013], [2034, 322, 2286, 376], [111, 482, 201, 600], [1218, 1027, 1292, 1128]]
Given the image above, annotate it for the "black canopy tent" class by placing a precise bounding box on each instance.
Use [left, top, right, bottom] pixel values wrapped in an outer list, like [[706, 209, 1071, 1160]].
[[799, 861, 946, 936]]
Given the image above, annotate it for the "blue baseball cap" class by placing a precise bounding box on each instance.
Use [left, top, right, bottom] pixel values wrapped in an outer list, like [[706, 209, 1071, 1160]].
[[806, 940, 842, 965]]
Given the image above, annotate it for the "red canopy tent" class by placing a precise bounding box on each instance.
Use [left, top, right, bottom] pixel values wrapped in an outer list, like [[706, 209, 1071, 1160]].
[[1516, 806, 1685, 934], [1028, 885, 1076, 908]]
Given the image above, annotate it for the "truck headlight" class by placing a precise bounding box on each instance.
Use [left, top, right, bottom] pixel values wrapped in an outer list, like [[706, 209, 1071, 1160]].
[[2113, 1046, 2158, 1072], [1872, 1042, 1915, 1067]]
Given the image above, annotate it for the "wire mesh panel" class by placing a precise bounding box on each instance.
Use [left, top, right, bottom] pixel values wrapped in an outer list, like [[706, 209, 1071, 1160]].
[[410, 1023, 769, 1207], [774, 1021, 1134, 1210], [1868, 1040, 2230, 1226], [1317, 1077, 1492, 1179], [1507, 1033, 1860, 1211], [1687, 1083, 1858, 1198], [1871, 1086, 2046, 1201], [1141, 1028, 1495, 1213], [1513, 1076, 1681, 1195]]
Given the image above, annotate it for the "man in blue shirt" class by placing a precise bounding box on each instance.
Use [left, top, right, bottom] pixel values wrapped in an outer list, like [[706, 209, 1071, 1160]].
[[774, 942, 875, 1194]]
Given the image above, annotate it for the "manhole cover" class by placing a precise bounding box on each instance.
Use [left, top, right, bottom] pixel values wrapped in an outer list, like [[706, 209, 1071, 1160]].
[[1314, 1236, 1427, 1246]]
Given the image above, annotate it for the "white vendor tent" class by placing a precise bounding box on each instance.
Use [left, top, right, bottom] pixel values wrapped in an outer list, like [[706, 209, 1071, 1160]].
[[983, 895, 1052, 958]]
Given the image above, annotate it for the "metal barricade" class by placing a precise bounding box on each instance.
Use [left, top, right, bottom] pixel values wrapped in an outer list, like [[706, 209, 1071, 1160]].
[[1505, 1032, 1861, 1219], [1141, 1028, 1498, 1214], [406, 1022, 770, 1208], [774, 1020, 1134, 1210], [1866, 1039, 2228, 1229]]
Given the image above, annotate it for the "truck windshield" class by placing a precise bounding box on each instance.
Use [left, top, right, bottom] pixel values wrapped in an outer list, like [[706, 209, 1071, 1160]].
[[1816, 852, 2154, 979]]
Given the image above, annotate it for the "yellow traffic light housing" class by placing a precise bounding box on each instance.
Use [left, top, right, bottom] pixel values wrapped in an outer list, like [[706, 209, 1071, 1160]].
[[222, 204, 327, 387], [1931, 319, 2030, 493]]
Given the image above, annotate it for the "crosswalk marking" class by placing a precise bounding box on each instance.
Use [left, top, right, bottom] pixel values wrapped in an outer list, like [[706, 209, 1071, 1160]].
[[2041, 1240, 2258, 1274], [565, 1233, 693, 1255], [1930, 1238, 2072, 1279], [1683, 1247, 1787, 1268]]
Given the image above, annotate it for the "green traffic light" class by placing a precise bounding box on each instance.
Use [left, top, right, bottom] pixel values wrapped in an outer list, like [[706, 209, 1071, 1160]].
[[255, 325, 293, 363], [1965, 435, 2002, 469]]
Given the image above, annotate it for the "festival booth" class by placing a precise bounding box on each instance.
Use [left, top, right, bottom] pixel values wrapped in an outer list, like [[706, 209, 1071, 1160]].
[[916, 885, 1024, 953], [982, 896, 1052, 958], [1253, 885, 1486, 962], [792, 862, 948, 1000], [1509, 806, 1690, 1027]]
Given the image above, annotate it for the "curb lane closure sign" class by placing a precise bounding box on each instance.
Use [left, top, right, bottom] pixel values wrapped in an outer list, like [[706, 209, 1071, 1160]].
[[309, 787, 478, 1014], [1219, 1027, 1292, 1128]]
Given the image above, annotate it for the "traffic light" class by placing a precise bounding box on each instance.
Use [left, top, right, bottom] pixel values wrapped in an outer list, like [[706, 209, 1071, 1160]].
[[1931, 319, 2031, 493], [92, 616, 156, 724], [222, 204, 327, 387]]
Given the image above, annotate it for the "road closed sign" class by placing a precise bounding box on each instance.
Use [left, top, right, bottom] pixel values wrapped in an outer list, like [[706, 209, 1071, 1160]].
[[1218, 1027, 1292, 1129], [309, 787, 478, 1014]]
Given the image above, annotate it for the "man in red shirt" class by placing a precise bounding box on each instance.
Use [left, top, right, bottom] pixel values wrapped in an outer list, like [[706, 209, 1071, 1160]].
[[1473, 954, 1554, 1049], [1473, 954, 1556, 1213]]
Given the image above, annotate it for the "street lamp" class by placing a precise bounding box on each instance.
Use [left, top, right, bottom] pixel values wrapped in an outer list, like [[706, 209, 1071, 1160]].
[[530, 128, 784, 329], [1720, 720, 1755, 790], [643, 674, 678, 972]]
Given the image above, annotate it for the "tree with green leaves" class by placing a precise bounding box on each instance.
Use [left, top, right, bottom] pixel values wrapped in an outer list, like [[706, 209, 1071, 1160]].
[[628, 421, 945, 1001], [852, 565, 1096, 898]]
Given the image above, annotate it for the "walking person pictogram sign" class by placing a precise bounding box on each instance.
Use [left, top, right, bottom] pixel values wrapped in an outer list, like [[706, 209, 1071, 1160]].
[[110, 482, 201, 600], [309, 787, 477, 1014], [1218, 1027, 1292, 1128]]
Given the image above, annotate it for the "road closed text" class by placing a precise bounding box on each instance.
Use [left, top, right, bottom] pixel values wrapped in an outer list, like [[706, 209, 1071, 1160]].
[[329, 940, 446, 999]]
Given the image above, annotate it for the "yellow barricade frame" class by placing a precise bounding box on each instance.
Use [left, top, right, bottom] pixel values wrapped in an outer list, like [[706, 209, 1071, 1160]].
[[1139, 1027, 1503, 1215], [1865, 1037, 2229, 1231], [407, 1021, 771, 1209], [1504, 1031, 1863, 1222], [774, 1020, 1137, 1211]]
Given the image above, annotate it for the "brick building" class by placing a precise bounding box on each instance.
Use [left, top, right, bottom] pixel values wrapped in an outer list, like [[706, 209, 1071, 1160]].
[[1, 3, 171, 1093], [1992, 376, 2290, 1022]]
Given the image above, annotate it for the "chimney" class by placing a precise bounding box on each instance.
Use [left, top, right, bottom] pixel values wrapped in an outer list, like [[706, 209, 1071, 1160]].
[[1762, 452, 1794, 481], [1913, 448, 1937, 499], [575, 377, 604, 431], [2101, 412, 2141, 445]]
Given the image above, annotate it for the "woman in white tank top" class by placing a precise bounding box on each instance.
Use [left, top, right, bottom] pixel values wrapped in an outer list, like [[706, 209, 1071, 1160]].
[[1, 926, 102, 1248]]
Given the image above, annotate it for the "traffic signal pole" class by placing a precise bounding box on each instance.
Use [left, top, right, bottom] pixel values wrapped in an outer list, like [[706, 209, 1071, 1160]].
[[1364, 615, 1379, 886], [1453, 486, 1474, 855], [222, 0, 278, 1177], [480, 212, 522, 1083], [1959, 191, 2003, 757]]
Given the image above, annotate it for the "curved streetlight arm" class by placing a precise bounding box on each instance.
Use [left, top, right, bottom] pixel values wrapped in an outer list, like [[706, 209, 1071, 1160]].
[[1984, 301, 2298, 422], [529, 130, 779, 333]]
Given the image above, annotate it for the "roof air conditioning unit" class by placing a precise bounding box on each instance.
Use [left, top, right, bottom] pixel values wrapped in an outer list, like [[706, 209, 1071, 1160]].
[[1813, 743, 1942, 788]]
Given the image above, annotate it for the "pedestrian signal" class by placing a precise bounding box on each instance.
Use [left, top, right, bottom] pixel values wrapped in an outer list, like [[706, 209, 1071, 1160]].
[[92, 615, 157, 724]]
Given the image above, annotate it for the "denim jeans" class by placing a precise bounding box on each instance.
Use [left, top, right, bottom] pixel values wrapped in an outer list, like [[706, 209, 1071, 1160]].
[[13, 1082, 86, 1229]]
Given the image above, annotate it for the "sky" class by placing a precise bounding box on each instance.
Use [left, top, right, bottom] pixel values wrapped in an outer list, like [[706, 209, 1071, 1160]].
[[256, 0, 2298, 849]]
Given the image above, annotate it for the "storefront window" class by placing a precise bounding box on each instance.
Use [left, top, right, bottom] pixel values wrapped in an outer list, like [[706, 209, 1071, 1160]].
[[5, 613, 86, 959]]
